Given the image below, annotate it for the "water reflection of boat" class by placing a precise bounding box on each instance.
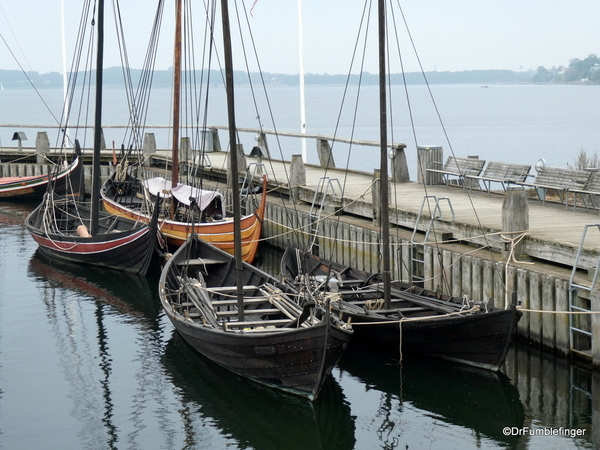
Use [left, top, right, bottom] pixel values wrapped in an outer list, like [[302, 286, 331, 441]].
[[162, 333, 356, 450], [27, 248, 166, 449], [339, 342, 525, 446], [28, 248, 161, 320]]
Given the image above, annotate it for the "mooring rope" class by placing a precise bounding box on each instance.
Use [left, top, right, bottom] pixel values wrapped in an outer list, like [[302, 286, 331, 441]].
[[499, 231, 532, 309]]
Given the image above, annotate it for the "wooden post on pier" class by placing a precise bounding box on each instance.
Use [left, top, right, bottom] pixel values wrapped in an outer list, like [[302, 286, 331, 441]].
[[210, 128, 222, 152], [390, 143, 410, 183], [417, 145, 442, 185], [35, 132, 50, 164], [255, 132, 271, 158], [417, 145, 444, 186], [143, 133, 156, 168], [181, 137, 191, 175], [289, 154, 306, 201], [12, 132, 26, 152], [502, 185, 529, 261], [316, 138, 335, 169]]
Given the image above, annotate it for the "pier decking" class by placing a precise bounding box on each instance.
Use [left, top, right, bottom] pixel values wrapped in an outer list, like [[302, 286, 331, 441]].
[[189, 151, 600, 269]]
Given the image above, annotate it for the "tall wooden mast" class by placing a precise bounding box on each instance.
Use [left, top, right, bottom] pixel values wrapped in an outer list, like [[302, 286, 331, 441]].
[[171, 0, 182, 192], [378, 0, 391, 309], [220, 0, 245, 320], [90, 0, 105, 235]]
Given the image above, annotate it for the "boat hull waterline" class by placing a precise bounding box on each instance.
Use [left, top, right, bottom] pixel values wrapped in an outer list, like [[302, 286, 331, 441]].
[[338, 304, 519, 371]]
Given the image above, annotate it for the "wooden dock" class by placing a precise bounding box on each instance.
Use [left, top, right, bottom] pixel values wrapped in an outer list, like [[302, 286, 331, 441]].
[[5, 146, 600, 365], [188, 151, 600, 269]]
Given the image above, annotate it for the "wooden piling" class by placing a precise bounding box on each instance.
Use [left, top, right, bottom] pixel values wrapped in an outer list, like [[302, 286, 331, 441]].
[[502, 186, 529, 261], [390, 144, 410, 183], [316, 138, 335, 169], [289, 154, 306, 202], [417, 145, 442, 185]]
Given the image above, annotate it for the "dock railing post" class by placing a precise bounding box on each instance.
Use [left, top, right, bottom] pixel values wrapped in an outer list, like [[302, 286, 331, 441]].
[[316, 138, 335, 169], [390, 143, 410, 183], [502, 185, 529, 261], [417, 145, 442, 185], [255, 132, 271, 158], [210, 128, 221, 152], [290, 154, 306, 201], [35, 132, 50, 164], [12, 131, 27, 152], [142, 133, 156, 168], [180, 137, 191, 175]]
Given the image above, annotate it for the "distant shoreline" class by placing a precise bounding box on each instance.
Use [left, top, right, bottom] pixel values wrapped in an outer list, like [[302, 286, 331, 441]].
[[0, 67, 532, 89], [2, 67, 600, 90]]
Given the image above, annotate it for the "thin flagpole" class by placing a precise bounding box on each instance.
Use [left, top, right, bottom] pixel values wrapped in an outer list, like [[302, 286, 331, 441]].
[[298, 0, 306, 162], [60, 0, 69, 147]]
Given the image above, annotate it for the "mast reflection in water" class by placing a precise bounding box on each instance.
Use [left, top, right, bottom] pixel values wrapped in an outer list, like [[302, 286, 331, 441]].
[[0, 202, 596, 449]]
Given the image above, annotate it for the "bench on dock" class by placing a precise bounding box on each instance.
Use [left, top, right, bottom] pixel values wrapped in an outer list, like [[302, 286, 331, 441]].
[[564, 171, 600, 212], [515, 166, 593, 207], [426, 156, 486, 188], [465, 161, 531, 195]]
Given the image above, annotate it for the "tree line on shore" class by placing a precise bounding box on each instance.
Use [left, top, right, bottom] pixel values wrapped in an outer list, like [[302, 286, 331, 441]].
[[0, 67, 532, 89], [532, 54, 600, 83]]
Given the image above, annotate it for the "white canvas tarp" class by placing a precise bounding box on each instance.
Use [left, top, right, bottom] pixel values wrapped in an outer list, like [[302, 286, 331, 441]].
[[143, 177, 224, 212]]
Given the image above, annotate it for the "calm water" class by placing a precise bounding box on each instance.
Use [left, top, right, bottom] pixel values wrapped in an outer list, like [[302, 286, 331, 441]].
[[0, 201, 597, 450], [1, 83, 600, 180], [2, 84, 600, 448]]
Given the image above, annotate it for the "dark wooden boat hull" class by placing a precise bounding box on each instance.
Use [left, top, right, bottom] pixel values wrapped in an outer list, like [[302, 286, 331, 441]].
[[25, 194, 159, 275], [169, 313, 349, 399], [159, 234, 353, 400], [338, 306, 519, 370], [0, 153, 83, 200], [281, 248, 521, 371]]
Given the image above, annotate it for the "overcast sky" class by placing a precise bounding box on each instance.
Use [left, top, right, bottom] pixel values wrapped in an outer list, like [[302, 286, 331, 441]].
[[1, 0, 599, 76]]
